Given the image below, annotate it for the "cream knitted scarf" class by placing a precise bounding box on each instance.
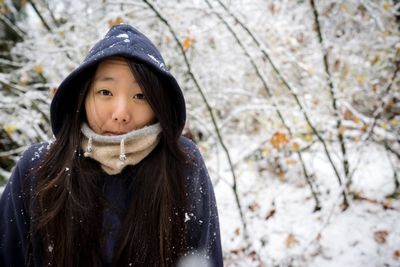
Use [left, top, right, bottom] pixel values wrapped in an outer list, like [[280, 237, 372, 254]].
[[81, 123, 162, 175]]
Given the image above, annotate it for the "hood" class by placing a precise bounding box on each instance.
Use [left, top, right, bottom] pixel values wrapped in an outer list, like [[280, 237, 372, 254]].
[[50, 24, 186, 137]]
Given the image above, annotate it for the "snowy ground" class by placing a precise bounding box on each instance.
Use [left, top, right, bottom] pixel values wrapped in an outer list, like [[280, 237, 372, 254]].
[[211, 140, 400, 266]]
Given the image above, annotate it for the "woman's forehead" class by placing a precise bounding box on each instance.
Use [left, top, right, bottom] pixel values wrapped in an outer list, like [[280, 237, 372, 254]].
[[98, 57, 129, 68], [94, 57, 134, 80]]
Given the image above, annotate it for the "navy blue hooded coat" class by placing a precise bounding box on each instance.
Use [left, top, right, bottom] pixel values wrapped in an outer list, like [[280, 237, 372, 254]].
[[0, 24, 223, 266]]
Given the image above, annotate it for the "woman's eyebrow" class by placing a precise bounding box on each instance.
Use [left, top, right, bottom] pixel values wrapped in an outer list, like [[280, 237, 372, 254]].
[[93, 76, 115, 82], [93, 76, 138, 85]]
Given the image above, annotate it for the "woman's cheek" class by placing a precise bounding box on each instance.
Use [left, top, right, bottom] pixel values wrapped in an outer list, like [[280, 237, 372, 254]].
[[85, 96, 104, 133]]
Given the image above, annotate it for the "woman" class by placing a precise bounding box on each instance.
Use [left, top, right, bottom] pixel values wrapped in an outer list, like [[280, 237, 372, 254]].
[[0, 24, 222, 267]]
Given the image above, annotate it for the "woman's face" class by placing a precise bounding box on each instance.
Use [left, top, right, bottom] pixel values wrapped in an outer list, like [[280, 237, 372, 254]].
[[85, 57, 156, 135]]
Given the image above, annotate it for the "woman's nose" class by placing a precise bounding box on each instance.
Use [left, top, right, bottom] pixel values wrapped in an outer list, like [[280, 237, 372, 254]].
[[111, 100, 131, 123]]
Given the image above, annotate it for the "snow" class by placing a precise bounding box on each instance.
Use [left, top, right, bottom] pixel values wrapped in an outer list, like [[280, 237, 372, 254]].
[[211, 140, 400, 266], [185, 212, 191, 222], [116, 33, 129, 39]]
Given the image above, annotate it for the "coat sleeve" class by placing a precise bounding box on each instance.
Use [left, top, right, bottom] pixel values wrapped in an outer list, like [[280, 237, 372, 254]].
[[180, 137, 223, 267], [0, 143, 49, 267]]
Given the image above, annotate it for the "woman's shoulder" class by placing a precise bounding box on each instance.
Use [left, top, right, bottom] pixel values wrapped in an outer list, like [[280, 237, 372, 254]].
[[179, 136, 203, 161], [179, 135, 197, 149], [178, 136, 211, 185], [15, 141, 53, 173]]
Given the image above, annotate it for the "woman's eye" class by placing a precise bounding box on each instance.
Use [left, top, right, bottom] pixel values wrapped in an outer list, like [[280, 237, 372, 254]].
[[133, 93, 146, 100], [98, 89, 112, 96]]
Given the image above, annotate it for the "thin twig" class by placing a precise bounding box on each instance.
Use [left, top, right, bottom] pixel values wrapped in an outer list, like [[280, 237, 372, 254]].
[[384, 141, 400, 161], [43, 0, 60, 27], [366, 51, 400, 141], [0, 58, 24, 68], [0, 13, 25, 41], [0, 146, 27, 157], [384, 142, 400, 197], [309, 0, 350, 187], [28, 0, 53, 32]]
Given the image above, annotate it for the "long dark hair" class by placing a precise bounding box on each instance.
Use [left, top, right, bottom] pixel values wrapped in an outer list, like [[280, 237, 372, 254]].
[[27, 58, 189, 266]]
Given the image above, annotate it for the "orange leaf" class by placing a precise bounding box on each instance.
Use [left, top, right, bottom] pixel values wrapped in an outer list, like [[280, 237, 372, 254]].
[[285, 233, 299, 248], [374, 230, 388, 244], [371, 84, 378, 93], [292, 142, 300, 151], [182, 36, 196, 50], [383, 198, 393, 209], [271, 132, 289, 149], [383, 2, 391, 10], [234, 228, 240, 236], [384, 99, 394, 113], [338, 126, 346, 135], [277, 169, 286, 180], [361, 123, 368, 132], [108, 17, 123, 27], [394, 250, 400, 260], [34, 64, 43, 75], [343, 109, 361, 124], [343, 109, 353, 120], [4, 125, 17, 135], [248, 202, 260, 212], [286, 158, 297, 165], [199, 145, 208, 153]]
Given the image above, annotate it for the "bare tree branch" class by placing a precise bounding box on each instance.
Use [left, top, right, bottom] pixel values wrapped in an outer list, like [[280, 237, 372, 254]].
[[366, 51, 400, 141], [309, 0, 350, 191], [28, 0, 53, 32], [0, 13, 25, 41], [141, 0, 250, 240]]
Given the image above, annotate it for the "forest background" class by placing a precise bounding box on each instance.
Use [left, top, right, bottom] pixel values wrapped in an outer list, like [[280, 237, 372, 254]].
[[0, 0, 399, 266]]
